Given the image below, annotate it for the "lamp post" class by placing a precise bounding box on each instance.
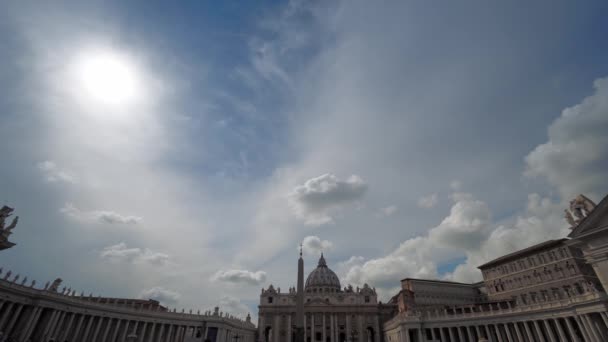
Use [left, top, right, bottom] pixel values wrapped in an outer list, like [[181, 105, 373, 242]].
[[126, 333, 137, 342], [233, 334, 242, 341]]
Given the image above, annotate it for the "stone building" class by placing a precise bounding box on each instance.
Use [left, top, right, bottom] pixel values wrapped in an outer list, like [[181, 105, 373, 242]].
[[0, 275, 256, 342], [383, 193, 608, 342], [258, 254, 395, 342]]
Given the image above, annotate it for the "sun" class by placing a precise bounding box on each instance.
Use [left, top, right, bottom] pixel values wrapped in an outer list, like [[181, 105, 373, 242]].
[[75, 50, 140, 106]]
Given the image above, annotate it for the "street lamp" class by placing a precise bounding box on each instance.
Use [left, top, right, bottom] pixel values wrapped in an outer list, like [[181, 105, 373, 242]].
[[126, 333, 138, 342]]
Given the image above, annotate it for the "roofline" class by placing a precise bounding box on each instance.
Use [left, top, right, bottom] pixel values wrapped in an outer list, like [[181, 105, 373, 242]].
[[477, 238, 568, 269], [399, 277, 475, 286]]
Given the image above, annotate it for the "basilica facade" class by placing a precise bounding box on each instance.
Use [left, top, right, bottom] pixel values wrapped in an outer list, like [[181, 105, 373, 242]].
[[258, 254, 395, 342]]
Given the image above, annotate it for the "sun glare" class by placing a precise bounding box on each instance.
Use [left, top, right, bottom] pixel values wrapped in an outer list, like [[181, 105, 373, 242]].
[[75, 50, 140, 106]]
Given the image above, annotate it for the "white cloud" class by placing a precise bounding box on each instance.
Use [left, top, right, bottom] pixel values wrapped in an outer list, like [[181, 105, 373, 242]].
[[219, 295, 251, 318], [37, 160, 78, 184], [301, 236, 333, 255], [525, 77, 608, 200], [60, 203, 142, 225], [211, 269, 267, 286], [289, 173, 367, 225], [417, 194, 438, 209], [139, 287, 181, 306], [378, 205, 398, 217], [99, 242, 169, 265], [450, 180, 462, 191], [341, 192, 569, 298]]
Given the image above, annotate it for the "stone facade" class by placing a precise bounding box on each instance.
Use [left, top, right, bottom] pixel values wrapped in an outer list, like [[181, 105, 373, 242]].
[[258, 255, 395, 342], [0, 275, 256, 342], [384, 193, 608, 342]]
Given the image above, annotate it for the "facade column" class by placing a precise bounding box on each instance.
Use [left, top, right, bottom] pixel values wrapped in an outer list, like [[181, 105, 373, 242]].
[[156, 324, 164, 342], [288, 314, 292, 342], [312, 314, 315, 342], [59, 312, 77, 341], [111, 319, 124, 342], [553, 318, 568, 342], [467, 326, 476, 341], [82, 315, 96, 341], [583, 314, 602, 342], [575, 315, 593, 342], [345, 315, 350, 342], [448, 327, 455, 342], [358, 315, 364, 342], [91, 316, 104, 342], [330, 314, 334, 342], [275, 315, 281, 342], [71, 313, 86, 341], [20, 306, 43, 341], [513, 322, 524, 342], [457, 326, 465, 342], [138, 321, 149, 342], [474, 325, 482, 340], [0, 302, 15, 330], [522, 321, 534, 342], [322, 313, 326, 342], [600, 312, 608, 329], [304, 314, 307, 342], [375, 315, 381, 342], [40, 309, 58, 340], [121, 320, 134, 342], [416, 327, 423, 342], [149, 322, 158, 342], [543, 319, 557, 341], [503, 323, 514, 342], [167, 324, 174, 342], [49, 310, 66, 339], [101, 317, 114, 342], [439, 327, 447, 341], [563, 317, 580, 342], [4, 303, 23, 335], [493, 324, 504, 342], [483, 325, 493, 342], [532, 320, 546, 342], [430, 327, 436, 341]]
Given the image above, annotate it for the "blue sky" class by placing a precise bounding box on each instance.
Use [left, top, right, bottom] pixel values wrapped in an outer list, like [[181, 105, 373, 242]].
[[1, 0, 608, 318]]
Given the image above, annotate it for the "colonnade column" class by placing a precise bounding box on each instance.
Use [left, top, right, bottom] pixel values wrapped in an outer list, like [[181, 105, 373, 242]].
[[40, 309, 58, 339], [20, 306, 42, 341], [575, 315, 592, 341], [504, 323, 514, 342], [111, 319, 123, 342], [439, 327, 446, 341], [91, 316, 104, 341], [166, 324, 174, 342], [358, 315, 363, 342], [323, 313, 326, 342], [4, 303, 23, 336], [542, 319, 556, 341], [448, 326, 455, 341], [101, 317, 113, 342], [59, 312, 77, 341], [457, 326, 465, 342], [312, 314, 315, 342], [345, 314, 350, 342], [563, 317, 580, 342], [583, 314, 602, 342], [532, 320, 546, 342], [483, 325, 492, 342], [288, 314, 292, 342], [330, 314, 334, 342], [49, 309, 65, 339], [375, 315, 381, 342], [512, 322, 524, 342], [304, 314, 307, 342]]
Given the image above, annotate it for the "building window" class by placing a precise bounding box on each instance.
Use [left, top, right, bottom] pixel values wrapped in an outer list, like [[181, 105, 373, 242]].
[[365, 296, 370, 303], [268, 297, 273, 304]]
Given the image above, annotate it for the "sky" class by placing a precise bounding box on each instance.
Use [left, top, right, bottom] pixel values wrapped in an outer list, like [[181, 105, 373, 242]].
[[1, 0, 608, 320]]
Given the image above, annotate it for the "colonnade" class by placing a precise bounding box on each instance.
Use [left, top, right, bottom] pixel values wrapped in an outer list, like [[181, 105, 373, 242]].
[[388, 311, 608, 342], [0, 294, 255, 342], [260, 312, 381, 342]]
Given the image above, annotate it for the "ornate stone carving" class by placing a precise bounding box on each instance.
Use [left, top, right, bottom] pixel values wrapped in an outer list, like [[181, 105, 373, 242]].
[[565, 194, 597, 228]]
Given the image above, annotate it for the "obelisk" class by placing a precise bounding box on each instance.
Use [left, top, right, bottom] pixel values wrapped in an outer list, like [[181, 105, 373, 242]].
[[295, 245, 305, 342]]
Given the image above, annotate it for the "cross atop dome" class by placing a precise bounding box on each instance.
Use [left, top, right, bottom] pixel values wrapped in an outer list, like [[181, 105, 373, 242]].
[[318, 253, 327, 267]]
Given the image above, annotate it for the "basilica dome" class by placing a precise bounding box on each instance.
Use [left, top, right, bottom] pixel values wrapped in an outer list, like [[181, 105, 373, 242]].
[[305, 254, 341, 293]]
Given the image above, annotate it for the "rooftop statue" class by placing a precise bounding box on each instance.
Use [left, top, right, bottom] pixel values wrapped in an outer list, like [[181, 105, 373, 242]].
[[0, 205, 19, 250], [565, 194, 596, 228]]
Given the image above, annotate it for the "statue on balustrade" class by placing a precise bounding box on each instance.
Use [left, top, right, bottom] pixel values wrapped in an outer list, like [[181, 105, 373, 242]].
[[0, 205, 19, 250]]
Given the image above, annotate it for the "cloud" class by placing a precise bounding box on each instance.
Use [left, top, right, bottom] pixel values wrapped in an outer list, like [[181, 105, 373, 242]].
[[139, 287, 181, 306], [377, 205, 398, 217], [450, 180, 462, 191], [341, 191, 569, 298], [37, 160, 78, 184], [417, 194, 438, 209], [99, 242, 169, 265], [301, 236, 333, 255], [289, 173, 367, 225], [60, 203, 142, 225], [525, 77, 608, 200], [219, 295, 251, 318], [211, 269, 267, 286]]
